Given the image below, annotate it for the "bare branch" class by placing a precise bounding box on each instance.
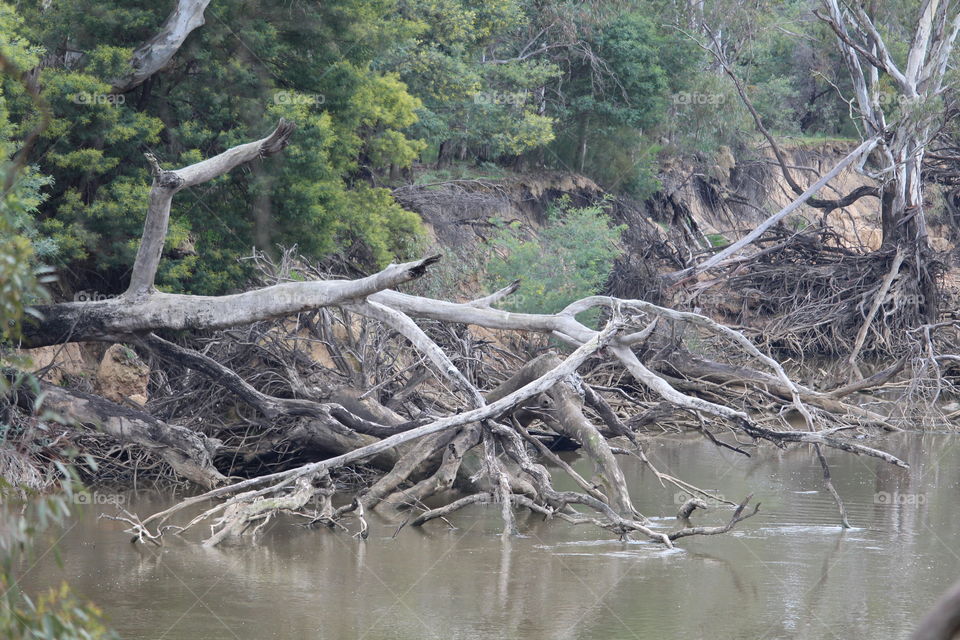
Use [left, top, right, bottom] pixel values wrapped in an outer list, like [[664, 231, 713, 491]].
[[667, 136, 880, 282], [126, 119, 296, 297], [25, 255, 440, 347], [139, 320, 622, 530]]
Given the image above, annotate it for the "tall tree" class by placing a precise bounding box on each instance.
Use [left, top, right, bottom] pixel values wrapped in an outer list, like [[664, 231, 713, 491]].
[[12, 0, 428, 294], [817, 0, 960, 320]]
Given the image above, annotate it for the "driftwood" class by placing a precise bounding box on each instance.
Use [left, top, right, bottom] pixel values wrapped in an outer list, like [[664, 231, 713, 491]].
[[9, 118, 915, 549]]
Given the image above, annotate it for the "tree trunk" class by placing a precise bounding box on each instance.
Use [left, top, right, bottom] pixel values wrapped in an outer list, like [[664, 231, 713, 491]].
[[577, 113, 588, 172]]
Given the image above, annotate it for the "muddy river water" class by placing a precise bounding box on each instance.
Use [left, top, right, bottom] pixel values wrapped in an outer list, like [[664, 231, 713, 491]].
[[18, 432, 960, 639]]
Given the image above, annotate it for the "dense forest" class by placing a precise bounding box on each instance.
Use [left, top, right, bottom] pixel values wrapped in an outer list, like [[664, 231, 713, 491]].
[[3, 0, 915, 297], [2, 1, 960, 638]]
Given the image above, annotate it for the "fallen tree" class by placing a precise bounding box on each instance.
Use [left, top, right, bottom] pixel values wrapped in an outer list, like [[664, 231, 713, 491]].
[[9, 119, 914, 548], [670, 2, 960, 385]]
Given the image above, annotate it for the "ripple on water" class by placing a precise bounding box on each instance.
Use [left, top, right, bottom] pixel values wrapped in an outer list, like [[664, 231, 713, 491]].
[[552, 549, 684, 559], [533, 539, 685, 559], [730, 524, 869, 539]]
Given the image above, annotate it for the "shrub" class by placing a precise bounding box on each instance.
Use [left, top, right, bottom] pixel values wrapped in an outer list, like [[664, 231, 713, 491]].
[[486, 195, 624, 316]]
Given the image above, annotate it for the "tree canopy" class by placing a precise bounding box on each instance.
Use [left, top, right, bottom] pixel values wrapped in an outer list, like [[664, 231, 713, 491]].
[[1, 0, 938, 296]]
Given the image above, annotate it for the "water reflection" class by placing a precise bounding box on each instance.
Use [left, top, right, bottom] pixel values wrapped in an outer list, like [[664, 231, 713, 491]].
[[18, 433, 960, 639]]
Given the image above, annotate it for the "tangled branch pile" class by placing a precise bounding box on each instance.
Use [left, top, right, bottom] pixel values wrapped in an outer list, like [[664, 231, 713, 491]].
[[3, 119, 924, 549]]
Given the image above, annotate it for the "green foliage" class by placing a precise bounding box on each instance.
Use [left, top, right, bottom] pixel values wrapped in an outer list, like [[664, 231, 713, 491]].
[[0, 192, 115, 637], [652, 0, 863, 147], [563, 12, 669, 131], [0, 4, 42, 71], [386, 0, 557, 160], [6, 0, 429, 295], [0, 0, 910, 299], [546, 10, 673, 194], [486, 196, 624, 315], [0, 581, 117, 640], [0, 170, 52, 342], [665, 71, 747, 157], [407, 242, 486, 301], [706, 233, 729, 248], [0, 149, 54, 344], [0, 15, 114, 635], [414, 161, 507, 184], [0, 6, 53, 341]]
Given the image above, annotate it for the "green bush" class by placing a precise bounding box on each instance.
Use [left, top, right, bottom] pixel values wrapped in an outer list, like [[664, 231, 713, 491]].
[[486, 195, 624, 316], [0, 18, 116, 633]]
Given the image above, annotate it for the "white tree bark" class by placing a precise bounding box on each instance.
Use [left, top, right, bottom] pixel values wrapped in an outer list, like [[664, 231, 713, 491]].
[[112, 0, 212, 93], [818, 0, 960, 248], [25, 256, 439, 347], [127, 119, 296, 298]]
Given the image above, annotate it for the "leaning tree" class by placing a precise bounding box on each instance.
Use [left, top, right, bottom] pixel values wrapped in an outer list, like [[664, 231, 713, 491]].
[[665, 1, 960, 379]]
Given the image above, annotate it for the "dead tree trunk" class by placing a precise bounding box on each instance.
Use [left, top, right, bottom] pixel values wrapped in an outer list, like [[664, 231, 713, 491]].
[[10, 117, 913, 549], [662, 3, 960, 372], [817, 0, 960, 322]]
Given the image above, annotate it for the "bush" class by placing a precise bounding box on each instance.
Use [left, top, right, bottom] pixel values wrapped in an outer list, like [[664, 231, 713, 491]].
[[486, 195, 624, 316]]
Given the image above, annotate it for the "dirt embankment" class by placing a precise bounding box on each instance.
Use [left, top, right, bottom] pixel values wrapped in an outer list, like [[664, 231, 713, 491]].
[[401, 143, 960, 256], [659, 142, 957, 254], [392, 172, 606, 250], [397, 143, 960, 305]]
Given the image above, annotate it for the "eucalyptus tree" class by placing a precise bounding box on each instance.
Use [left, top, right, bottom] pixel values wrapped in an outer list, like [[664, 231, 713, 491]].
[[816, 0, 960, 320]]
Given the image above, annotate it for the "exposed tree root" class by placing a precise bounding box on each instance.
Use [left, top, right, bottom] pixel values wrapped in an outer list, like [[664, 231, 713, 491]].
[[5, 117, 927, 552], [91, 286, 911, 547], [11, 262, 917, 546]]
